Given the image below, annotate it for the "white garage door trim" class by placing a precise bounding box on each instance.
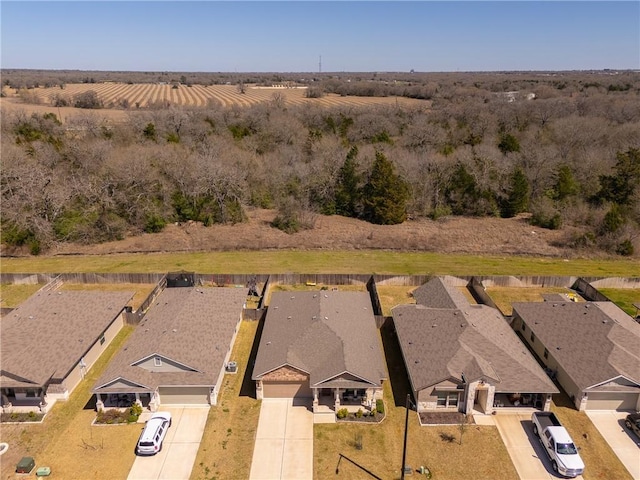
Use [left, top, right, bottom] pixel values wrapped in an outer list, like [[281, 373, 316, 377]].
[[586, 391, 638, 411], [263, 380, 312, 398], [158, 386, 210, 405]]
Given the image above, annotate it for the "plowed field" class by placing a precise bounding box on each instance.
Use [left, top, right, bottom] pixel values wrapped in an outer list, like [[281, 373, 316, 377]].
[[27, 83, 426, 109]]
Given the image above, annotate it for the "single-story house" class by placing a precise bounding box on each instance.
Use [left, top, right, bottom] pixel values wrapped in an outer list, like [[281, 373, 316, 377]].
[[1, 289, 135, 413], [393, 277, 558, 415], [252, 290, 387, 414], [93, 286, 246, 410], [512, 300, 640, 411]]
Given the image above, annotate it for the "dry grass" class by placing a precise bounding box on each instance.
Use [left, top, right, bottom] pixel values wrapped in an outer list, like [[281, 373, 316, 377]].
[[597, 288, 640, 317], [59, 283, 156, 310], [486, 286, 580, 316], [376, 285, 416, 316], [0, 325, 137, 480], [551, 393, 633, 480], [190, 320, 261, 480], [0, 283, 43, 308]]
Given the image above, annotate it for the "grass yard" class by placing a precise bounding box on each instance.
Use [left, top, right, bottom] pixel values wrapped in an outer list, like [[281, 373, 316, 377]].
[[376, 285, 416, 316], [1, 250, 639, 277], [0, 325, 138, 480], [551, 393, 633, 480], [0, 283, 43, 308], [190, 320, 261, 480], [314, 323, 518, 480], [60, 282, 156, 310], [486, 286, 580, 316], [597, 288, 640, 317]]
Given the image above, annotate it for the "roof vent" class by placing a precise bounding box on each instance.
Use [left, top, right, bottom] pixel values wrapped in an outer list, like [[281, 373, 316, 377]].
[[172, 328, 177, 332], [267, 341, 271, 345], [291, 296, 295, 299], [431, 324, 437, 328], [287, 316, 292, 319], [602, 319, 607, 323], [324, 316, 329, 320], [553, 304, 557, 307], [415, 360, 420, 364], [556, 346, 561, 350]]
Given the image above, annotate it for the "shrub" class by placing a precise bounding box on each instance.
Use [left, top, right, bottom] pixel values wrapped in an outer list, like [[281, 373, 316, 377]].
[[130, 403, 143, 417], [376, 399, 384, 414], [356, 408, 363, 418], [616, 239, 634, 256], [144, 214, 167, 233], [337, 408, 349, 419]]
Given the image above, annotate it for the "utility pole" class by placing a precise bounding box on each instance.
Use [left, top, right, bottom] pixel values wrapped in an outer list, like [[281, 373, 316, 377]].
[[319, 55, 322, 74], [401, 393, 410, 480]]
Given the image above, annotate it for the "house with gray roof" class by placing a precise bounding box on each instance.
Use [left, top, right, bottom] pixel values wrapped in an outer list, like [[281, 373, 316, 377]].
[[252, 290, 387, 415], [93, 286, 246, 410], [512, 300, 640, 411], [393, 277, 558, 415], [1, 289, 134, 413]]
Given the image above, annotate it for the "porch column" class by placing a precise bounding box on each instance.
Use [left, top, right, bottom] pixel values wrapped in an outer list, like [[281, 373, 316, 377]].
[[134, 393, 142, 406], [96, 393, 104, 412], [313, 389, 319, 412], [334, 388, 341, 410]]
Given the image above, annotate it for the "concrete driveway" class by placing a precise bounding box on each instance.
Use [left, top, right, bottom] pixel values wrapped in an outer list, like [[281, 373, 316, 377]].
[[494, 413, 584, 480], [128, 407, 209, 480], [250, 398, 313, 480], [586, 411, 640, 480]]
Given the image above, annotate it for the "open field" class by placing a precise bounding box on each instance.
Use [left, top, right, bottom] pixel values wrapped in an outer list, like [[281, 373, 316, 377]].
[[0, 326, 138, 480], [2, 82, 426, 115], [2, 250, 639, 278]]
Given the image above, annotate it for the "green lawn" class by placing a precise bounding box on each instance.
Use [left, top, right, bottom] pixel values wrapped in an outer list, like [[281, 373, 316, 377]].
[[598, 288, 640, 317], [1, 250, 639, 277], [0, 283, 43, 308]]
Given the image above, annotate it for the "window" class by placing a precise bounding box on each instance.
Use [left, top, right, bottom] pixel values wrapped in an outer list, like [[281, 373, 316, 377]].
[[521, 322, 526, 332], [543, 348, 549, 359], [26, 390, 37, 398], [436, 392, 460, 408], [154, 357, 162, 367], [530, 332, 535, 343], [100, 335, 106, 345]]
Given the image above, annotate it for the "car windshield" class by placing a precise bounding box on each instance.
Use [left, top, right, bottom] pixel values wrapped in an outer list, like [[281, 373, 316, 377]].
[[557, 443, 577, 455], [139, 441, 154, 447]]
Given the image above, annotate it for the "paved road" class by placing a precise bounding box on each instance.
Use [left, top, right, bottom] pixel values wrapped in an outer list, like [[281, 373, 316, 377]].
[[494, 413, 584, 480], [250, 398, 313, 480], [128, 407, 209, 480], [586, 411, 640, 480]]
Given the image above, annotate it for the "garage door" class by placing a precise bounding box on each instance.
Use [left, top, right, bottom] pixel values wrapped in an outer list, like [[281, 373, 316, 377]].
[[263, 380, 312, 398], [158, 386, 210, 405], [586, 392, 638, 411]]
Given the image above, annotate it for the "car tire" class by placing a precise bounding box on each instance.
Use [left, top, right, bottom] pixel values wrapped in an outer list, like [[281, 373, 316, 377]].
[[551, 461, 558, 474], [533, 424, 539, 436]]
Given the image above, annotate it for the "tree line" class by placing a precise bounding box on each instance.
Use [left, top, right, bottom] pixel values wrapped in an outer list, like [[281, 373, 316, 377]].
[[1, 72, 639, 256]]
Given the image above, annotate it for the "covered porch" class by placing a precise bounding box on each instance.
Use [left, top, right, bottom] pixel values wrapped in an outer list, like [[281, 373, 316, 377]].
[[312, 385, 382, 414], [1, 386, 49, 413], [94, 390, 153, 411]]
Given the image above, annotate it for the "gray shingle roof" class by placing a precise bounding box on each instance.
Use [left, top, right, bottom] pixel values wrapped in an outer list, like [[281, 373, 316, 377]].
[[252, 291, 386, 387], [93, 287, 246, 392], [512, 301, 640, 391], [393, 279, 557, 395], [1, 290, 134, 389], [412, 276, 470, 309]]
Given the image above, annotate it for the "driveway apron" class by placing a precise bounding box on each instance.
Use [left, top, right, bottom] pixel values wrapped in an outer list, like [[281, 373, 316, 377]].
[[493, 413, 585, 480], [250, 398, 313, 480], [586, 411, 640, 480], [128, 406, 209, 480]]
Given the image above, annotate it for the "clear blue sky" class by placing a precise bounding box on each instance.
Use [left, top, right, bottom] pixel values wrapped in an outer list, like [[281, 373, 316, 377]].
[[1, 1, 638, 72]]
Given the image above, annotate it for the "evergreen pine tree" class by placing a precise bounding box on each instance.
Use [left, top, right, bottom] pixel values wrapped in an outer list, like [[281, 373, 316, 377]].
[[361, 151, 409, 225]]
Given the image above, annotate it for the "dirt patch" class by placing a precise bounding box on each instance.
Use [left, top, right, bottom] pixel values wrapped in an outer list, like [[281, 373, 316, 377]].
[[33, 209, 587, 258]]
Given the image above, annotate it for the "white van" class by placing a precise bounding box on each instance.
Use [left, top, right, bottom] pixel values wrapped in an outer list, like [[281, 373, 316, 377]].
[[135, 412, 172, 456]]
